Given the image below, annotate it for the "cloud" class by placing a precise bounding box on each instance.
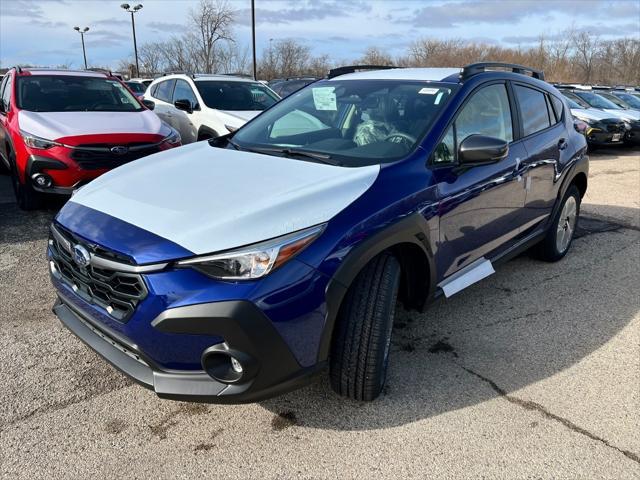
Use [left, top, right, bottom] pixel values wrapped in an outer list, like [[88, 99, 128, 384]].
[[93, 17, 130, 27], [32, 19, 67, 28], [503, 23, 640, 44], [394, 0, 624, 28], [147, 21, 184, 33], [2, 0, 46, 18], [234, 0, 373, 26]]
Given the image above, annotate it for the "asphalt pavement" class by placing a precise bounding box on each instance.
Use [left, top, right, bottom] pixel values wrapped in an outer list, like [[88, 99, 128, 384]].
[[0, 148, 638, 479]]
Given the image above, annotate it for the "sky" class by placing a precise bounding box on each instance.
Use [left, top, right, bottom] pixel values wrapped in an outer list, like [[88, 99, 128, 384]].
[[0, 0, 639, 69]]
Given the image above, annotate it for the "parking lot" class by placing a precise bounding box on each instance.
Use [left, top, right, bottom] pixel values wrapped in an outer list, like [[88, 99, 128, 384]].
[[0, 148, 638, 479]]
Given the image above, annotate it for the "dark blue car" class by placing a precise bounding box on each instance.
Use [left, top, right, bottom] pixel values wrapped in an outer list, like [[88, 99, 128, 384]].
[[49, 63, 588, 402]]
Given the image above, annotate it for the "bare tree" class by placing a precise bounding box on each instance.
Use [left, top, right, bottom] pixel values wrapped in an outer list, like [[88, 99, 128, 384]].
[[358, 47, 393, 65], [138, 42, 165, 76], [189, 0, 234, 73], [572, 31, 600, 84]]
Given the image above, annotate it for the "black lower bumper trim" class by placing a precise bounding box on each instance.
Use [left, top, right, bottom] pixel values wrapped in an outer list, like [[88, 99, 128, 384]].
[[53, 297, 322, 403]]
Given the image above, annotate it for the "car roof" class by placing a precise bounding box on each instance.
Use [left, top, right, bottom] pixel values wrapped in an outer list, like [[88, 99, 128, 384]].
[[327, 67, 462, 83], [156, 73, 259, 83], [15, 68, 107, 78]]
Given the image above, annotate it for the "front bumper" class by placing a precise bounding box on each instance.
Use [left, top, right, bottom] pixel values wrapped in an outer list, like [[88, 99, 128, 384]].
[[585, 129, 625, 146], [53, 294, 324, 403]]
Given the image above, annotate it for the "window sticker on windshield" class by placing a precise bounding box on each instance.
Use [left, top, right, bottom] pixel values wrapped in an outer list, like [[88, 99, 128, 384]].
[[434, 91, 444, 105], [312, 87, 337, 111], [419, 87, 439, 95]]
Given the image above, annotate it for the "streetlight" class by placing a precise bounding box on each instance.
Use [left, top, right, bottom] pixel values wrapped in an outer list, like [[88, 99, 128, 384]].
[[120, 3, 143, 77], [73, 26, 90, 69]]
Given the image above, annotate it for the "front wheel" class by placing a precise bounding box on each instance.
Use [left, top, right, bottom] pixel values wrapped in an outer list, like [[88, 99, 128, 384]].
[[329, 253, 401, 401], [10, 155, 41, 211], [535, 185, 581, 262]]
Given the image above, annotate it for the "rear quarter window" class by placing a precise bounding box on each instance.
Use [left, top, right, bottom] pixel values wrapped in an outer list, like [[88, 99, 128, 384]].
[[514, 85, 551, 136]]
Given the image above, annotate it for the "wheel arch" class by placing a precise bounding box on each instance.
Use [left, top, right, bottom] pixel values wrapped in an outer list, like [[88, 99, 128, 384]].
[[317, 213, 436, 363]]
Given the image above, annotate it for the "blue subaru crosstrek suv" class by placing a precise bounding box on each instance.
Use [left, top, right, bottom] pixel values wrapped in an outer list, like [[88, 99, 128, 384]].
[[49, 63, 588, 402]]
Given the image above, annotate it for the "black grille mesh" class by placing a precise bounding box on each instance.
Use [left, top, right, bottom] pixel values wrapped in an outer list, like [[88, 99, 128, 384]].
[[49, 227, 147, 322]]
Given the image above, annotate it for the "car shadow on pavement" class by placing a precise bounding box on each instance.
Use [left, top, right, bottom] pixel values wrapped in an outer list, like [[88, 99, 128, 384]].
[[0, 173, 66, 245], [261, 204, 639, 431]]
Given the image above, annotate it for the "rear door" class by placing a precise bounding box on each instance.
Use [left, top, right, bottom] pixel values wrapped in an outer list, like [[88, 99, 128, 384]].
[[433, 82, 527, 278], [513, 84, 567, 229], [149, 79, 176, 127]]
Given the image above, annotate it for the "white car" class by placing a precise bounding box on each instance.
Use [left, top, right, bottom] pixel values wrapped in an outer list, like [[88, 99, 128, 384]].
[[143, 74, 280, 143]]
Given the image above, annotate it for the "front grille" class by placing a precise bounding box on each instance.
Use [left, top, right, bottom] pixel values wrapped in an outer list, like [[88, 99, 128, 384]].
[[605, 123, 625, 133], [71, 142, 160, 170], [49, 226, 147, 322]]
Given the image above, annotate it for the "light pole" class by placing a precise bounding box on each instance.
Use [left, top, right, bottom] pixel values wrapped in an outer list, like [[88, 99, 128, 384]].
[[251, 0, 257, 80], [73, 26, 89, 69], [120, 3, 143, 77]]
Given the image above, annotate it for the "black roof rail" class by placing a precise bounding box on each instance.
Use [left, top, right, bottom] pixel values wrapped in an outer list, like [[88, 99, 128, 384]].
[[86, 67, 113, 76], [14, 65, 23, 73], [327, 64, 396, 79], [461, 62, 545, 81]]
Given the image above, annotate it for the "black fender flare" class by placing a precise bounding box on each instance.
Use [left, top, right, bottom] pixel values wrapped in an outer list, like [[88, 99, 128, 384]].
[[549, 152, 589, 226], [317, 212, 436, 363], [197, 125, 220, 140]]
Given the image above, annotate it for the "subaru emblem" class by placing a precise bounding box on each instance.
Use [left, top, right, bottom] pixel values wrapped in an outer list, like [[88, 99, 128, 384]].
[[110, 145, 129, 156], [72, 244, 91, 268]]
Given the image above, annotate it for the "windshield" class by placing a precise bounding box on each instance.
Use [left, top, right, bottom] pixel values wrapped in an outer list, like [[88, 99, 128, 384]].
[[564, 96, 583, 109], [561, 91, 590, 109], [232, 80, 458, 167], [16, 75, 143, 112], [125, 81, 146, 94], [574, 91, 621, 110], [613, 92, 640, 109], [195, 81, 279, 111]]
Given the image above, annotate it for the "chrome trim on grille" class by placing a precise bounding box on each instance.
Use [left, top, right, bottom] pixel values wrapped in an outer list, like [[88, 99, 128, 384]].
[[50, 224, 167, 273]]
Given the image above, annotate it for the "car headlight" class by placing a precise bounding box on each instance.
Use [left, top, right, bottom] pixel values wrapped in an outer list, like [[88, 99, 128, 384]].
[[225, 124, 239, 133], [176, 224, 325, 280], [623, 121, 632, 131], [20, 130, 63, 149], [163, 129, 181, 145]]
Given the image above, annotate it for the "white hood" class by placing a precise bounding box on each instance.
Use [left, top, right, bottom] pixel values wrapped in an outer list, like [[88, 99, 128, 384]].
[[70, 142, 379, 255], [600, 109, 640, 122], [570, 108, 619, 122], [18, 110, 164, 141], [216, 110, 261, 129]]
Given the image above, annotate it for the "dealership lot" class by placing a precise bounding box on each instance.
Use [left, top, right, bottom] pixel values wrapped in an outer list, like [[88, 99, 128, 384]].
[[0, 148, 638, 479]]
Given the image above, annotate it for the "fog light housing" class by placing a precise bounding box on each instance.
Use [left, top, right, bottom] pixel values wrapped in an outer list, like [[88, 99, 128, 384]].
[[32, 173, 53, 188], [201, 344, 257, 384]]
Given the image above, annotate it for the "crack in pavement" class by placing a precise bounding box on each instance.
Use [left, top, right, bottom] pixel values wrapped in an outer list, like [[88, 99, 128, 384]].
[[459, 364, 640, 465], [0, 382, 132, 431]]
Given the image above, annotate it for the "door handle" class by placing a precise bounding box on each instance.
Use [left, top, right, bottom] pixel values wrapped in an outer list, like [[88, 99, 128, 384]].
[[558, 138, 568, 150]]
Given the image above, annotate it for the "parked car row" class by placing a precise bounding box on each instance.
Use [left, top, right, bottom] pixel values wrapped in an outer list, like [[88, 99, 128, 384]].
[[554, 84, 640, 148]]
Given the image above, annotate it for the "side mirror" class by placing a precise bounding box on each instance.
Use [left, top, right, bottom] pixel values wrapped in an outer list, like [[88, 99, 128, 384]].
[[142, 99, 155, 110], [174, 99, 193, 114], [459, 135, 508, 165]]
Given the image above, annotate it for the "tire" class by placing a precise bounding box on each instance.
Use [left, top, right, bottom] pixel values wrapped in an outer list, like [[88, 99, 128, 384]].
[[9, 152, 41, 211], [329, 252, 401, 401], [535, 185, 581, 262]]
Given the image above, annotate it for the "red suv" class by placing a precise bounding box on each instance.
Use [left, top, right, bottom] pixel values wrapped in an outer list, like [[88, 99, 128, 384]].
[[0, 67, 181, 209]]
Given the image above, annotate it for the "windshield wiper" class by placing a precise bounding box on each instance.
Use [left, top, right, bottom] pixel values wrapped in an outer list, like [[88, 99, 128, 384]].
[[249, 146, 342, 166], [226, 140, 341, 166]]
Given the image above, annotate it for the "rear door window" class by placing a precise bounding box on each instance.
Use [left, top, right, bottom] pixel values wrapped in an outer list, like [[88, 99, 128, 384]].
[[155, 79, 176, 103], [1, 75, 12, 112], [514, 85, 551, 136]]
